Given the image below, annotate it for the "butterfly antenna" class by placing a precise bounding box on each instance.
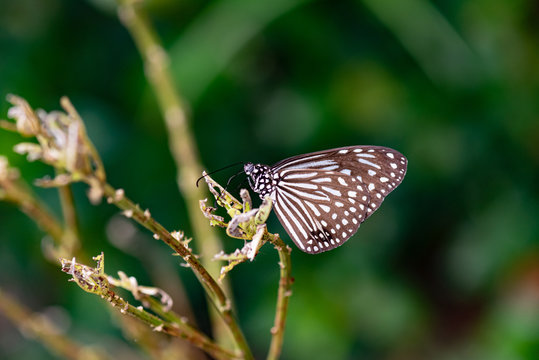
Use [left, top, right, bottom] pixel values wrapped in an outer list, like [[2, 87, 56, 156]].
[[210, 168, 246, 203], [225, 168, 247, 189], [232, 178, 250, 196], [196, 161, 244, 187]]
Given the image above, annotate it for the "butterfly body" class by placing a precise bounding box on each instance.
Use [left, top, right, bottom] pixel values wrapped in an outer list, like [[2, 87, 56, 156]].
[[244, 146, 407, 254]]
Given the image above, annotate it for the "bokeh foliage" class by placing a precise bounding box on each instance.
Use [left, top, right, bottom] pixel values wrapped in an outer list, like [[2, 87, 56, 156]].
[[1, 0, 539, 359]]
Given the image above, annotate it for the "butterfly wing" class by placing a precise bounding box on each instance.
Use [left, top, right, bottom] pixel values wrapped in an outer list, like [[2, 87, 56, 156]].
[[271, 146, 407, 254], [272, 168, 372, 253]]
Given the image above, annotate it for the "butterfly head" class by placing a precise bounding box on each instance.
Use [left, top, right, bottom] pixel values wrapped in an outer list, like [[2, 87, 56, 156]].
[[244, 162, 275, 199]]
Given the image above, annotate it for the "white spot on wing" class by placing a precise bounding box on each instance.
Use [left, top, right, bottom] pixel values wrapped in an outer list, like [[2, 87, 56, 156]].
[[356, 153, 376, 158], [321, 165, 340, 171], [322, 186, 342, 197], [284, 182, 318, 190], [284, 172, 318, 179], [273, 203, 305, 249], [358, 158, 381, 169], [275, 155, 332, 170], [312, 177, 332, 183], [319, 205, 330, 213], [305, 201, 321, 216]]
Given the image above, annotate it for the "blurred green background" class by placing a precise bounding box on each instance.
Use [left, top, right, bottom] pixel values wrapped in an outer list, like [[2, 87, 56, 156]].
[[1, 0, 539, 359]]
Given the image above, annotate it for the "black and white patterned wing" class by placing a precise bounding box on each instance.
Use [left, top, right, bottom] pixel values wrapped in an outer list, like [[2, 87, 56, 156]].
[[271, 146, 407, 254], [272, 168, 371, 253]]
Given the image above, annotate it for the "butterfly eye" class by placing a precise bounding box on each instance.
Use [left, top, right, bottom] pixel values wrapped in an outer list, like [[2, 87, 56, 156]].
[[247, 146, 407, 254]]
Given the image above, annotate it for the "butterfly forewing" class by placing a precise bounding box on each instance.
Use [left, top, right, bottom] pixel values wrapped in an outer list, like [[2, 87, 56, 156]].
[[245, 145, 407, 254]]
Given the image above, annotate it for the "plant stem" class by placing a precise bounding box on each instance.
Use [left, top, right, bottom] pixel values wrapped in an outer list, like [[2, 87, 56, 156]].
[[96, 284, 239, 360], [1, 175, 64, 245], [266, 235, 293, 360], [57, 179, 81, 257], [139, 295, 239, 359], [102, 183, 253, 359]]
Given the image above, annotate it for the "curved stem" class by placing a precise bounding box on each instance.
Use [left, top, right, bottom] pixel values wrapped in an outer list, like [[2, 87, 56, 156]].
[[102, 183, 252, 359], [0, 174, 64, 245], [57, 180, 81, 257], [266, 234, 293, 360]]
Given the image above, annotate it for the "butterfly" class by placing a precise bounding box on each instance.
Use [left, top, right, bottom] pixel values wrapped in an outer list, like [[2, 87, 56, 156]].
[[244, 146, 407, 254]]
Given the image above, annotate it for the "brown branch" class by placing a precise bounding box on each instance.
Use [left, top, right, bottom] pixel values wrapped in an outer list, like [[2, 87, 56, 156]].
[[266, 234, 293, 360], [60, 257, 239, 360], [0, 159, 64, 247], [101, 183, 252, 359], [57, 180, 81, 256]]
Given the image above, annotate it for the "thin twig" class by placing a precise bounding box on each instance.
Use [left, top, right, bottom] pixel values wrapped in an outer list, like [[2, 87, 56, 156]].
[[101, 183, 252, 359], [0, 163, 64, 245], [201, 173, 294, 359], [56, 178, 81, 257], [60, 257, 239, 360], [266, 234, 293, 360]]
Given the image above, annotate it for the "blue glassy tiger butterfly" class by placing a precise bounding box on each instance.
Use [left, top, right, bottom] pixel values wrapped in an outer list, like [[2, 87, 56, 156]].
[[244, 146, 407, 254]]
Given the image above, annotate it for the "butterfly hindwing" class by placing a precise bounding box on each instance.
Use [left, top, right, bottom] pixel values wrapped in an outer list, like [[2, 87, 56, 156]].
[[273, 168, 371, 254]]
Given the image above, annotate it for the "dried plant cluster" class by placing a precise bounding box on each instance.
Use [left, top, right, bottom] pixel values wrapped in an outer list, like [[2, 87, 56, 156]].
[[0, 2, 294, 358], [0, 95, 293, 360]]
